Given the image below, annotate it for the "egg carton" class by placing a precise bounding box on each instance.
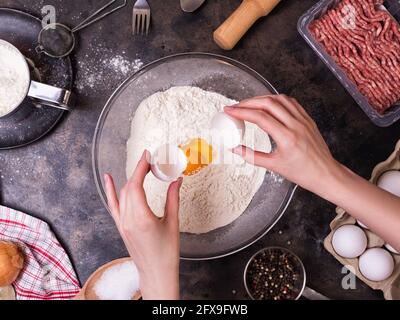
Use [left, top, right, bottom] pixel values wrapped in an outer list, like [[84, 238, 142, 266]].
[[324, 140, 400, 300]]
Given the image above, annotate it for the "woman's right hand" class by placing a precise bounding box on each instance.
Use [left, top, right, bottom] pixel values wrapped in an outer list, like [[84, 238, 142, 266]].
[[225, 94, 400, 251], [224, 95, 344, 197]]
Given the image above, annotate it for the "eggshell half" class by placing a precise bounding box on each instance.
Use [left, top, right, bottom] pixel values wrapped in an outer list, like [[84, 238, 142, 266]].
[[151, 144, 188, 182], [210, 112, 245, 149]]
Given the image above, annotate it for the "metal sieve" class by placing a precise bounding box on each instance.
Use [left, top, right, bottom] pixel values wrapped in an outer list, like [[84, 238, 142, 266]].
[[36, 0, 127, 58]]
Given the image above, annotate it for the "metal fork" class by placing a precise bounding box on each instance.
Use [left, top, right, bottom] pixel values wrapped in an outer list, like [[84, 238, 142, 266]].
[[133, 0, 151, 35]]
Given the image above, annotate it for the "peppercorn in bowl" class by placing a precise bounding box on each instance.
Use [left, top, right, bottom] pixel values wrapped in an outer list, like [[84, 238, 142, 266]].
[[244, 247, 306, 300]]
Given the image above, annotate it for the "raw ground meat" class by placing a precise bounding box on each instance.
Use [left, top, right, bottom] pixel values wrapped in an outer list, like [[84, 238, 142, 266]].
[[310, 0, 400, 113]]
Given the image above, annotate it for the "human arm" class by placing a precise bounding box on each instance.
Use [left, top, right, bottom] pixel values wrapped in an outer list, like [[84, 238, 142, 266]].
[[104, 150, 182, 300], [224, 95, 400, 251]]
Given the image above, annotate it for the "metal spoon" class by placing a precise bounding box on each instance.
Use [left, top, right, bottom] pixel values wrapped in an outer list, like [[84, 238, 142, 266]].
[[180, 0, 206, 12]]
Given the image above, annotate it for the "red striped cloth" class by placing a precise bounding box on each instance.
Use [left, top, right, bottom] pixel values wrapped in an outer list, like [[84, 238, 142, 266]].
[[0, 205, 81, 300]]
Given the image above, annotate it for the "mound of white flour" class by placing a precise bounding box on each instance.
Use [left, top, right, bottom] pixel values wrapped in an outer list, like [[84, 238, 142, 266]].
[[0, 41, 30, 117], [126, 86, 271, 234]]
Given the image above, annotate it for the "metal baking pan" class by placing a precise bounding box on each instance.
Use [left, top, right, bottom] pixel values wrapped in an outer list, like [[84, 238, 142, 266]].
[[298, 0, 400, 127]]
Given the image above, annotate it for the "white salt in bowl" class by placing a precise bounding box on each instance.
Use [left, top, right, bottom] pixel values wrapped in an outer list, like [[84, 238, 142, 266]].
[[76, 258, 141, 300]]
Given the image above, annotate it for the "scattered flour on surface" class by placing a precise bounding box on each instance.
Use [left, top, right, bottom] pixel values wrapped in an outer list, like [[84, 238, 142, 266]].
[[109, 56, 142, 75], [94, 261, 140, 300], [126, 86, 272, 234], [76, 47, 143, 91]]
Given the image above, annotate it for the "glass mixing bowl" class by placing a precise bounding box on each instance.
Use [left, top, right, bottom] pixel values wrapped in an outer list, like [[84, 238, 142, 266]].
[[92, 53, 297, 260]]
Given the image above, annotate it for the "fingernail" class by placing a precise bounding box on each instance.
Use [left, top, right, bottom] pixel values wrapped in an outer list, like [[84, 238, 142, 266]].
[[104, 174, 110, 183], [146, 150, 152, 163], [141, 150, 149, 162], [177, 177, 183, 187], [224, 106, 234, 111], [231, 146, 241, 155]]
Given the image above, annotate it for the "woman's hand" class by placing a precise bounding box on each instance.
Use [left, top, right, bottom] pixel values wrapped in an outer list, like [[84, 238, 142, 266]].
[[226, 94, 400, 251], [104, 150, 182, 300], [224, 95, 343, 197]]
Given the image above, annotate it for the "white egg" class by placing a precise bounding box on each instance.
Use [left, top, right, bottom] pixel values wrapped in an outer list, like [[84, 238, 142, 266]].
[[377, 170, 400, 197], [357, 220, 369, 229], [150, 144, 187, 182], [332, 225, 368, 258], [359, 248, 395, 282], [385, 243, 400, 255], [210, 112, 245, 149]]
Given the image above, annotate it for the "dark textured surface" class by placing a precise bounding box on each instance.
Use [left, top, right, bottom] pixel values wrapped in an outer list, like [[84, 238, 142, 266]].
[[0, 0, 398, 300]]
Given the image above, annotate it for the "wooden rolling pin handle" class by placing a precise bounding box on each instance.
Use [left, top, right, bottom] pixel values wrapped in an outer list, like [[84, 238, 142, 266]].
[[214, 0, 281, 50]]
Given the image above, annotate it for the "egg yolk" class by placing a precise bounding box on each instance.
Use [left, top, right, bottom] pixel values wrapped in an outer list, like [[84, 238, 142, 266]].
[[181, 138, 213, 176]]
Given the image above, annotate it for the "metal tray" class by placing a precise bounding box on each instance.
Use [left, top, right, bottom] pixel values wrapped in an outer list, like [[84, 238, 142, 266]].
[[0, 8, 73, 149]]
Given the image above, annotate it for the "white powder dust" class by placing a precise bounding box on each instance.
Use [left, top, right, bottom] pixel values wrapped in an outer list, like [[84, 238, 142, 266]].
[[76, 51, 143, 91], [0, 40, 30, 117], [94, 261, 140, 300], [126, 86, 271, 234]]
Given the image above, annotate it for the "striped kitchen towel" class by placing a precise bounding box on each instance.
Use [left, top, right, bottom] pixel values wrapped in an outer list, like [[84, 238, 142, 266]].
[[0, 205, 80, 300]]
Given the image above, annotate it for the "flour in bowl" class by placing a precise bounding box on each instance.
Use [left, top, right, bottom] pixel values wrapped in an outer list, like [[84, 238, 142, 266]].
[[0, 40, 30, 117], [126, 86, 271, 234]]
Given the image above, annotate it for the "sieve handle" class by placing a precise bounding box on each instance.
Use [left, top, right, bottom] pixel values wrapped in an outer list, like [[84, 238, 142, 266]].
[[28, 81, 76, 111], [72, 0, 127, 33]]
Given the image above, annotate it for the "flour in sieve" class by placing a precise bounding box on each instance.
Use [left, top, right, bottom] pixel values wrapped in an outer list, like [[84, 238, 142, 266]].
[[0, 41, 30, 117], [126, 86, 271, 234]]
